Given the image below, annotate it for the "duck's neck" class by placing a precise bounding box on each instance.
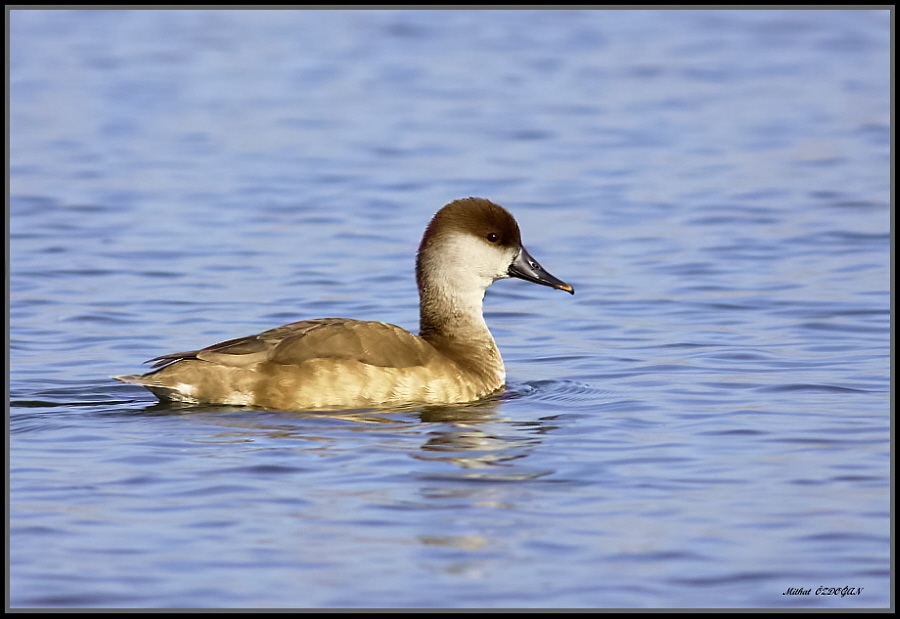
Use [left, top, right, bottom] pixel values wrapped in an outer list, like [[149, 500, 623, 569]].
[[417, 276, 503, 374], [418, 276, 490, 339]]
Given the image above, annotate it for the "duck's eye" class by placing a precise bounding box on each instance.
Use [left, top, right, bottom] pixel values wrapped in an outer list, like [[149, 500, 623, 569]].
[[486, 232, 499, 243]]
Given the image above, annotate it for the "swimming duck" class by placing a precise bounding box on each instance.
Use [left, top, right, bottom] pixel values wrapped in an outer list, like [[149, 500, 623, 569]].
[[116, 197, 573, 409]]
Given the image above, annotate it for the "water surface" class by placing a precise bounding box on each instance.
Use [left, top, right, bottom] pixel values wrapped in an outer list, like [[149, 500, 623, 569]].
[[8, 8, 891, 609]]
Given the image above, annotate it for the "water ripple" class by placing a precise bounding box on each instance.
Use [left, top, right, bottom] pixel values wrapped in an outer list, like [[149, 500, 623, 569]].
[[9, 8, 890, 610]]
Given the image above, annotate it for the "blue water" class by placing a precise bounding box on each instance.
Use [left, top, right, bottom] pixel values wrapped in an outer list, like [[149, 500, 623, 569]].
[[8, 8, 891, 610]]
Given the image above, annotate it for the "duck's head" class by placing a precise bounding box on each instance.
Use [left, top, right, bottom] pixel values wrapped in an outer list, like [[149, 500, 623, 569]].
[[416, 197, 574, 297]]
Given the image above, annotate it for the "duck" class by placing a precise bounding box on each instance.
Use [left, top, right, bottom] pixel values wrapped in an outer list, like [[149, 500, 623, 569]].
[[115, 197, 574, 410]]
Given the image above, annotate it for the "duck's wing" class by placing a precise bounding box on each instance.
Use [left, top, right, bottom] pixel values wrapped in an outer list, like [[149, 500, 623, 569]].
[[268, 319, 437, 369], [144, 318, 346, 369], [145, 318, 436, 370]]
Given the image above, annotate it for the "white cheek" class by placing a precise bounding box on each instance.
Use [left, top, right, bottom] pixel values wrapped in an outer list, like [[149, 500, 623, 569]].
[[440, 233, 515, 283]]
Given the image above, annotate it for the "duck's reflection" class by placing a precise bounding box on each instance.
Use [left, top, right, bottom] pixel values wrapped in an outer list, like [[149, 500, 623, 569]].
[[125, 391, 558, 479], [122, 394, 560, 574]]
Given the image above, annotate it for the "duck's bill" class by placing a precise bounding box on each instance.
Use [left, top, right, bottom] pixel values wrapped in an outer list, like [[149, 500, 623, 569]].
[[508, 246, 574, 294]]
